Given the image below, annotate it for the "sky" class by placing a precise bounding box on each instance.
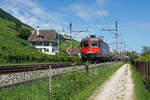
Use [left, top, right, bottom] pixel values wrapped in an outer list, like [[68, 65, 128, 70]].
[[0, 0, 150, 53]]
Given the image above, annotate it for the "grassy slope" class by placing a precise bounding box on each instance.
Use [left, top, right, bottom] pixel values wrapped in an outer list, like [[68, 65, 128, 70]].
[[130, 64, 150, 100], [0, 8, 32, 29], [0, 18, 47, 63], [0, 9, 80, 64], [59, 39, 80, 55]]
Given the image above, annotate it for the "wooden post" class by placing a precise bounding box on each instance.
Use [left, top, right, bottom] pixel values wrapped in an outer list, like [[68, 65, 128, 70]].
[[85, 65, 89, 77], [49, 65, 52, 95]]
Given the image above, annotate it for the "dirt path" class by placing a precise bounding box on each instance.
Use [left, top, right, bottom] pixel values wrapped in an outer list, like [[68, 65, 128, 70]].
[[89, 64, 134, 100]]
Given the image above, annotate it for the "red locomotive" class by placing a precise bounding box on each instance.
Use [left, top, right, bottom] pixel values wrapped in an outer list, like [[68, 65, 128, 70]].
[[80, 35, 110, 62]]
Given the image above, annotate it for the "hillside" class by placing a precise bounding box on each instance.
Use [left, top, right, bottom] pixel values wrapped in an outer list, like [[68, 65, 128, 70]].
[[0, 9, 72, 64], [0, 18, 45, 63], [59, 35, 80, 55], [0, 8, 32, 28]]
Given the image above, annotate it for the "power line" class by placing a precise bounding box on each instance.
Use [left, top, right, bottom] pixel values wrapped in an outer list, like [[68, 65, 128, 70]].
[[101, 20, 119, 61], [69, 23, 88, 56]]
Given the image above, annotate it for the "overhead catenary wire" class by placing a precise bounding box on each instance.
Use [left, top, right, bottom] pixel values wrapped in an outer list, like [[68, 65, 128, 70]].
[[57, 0, 91, 41]]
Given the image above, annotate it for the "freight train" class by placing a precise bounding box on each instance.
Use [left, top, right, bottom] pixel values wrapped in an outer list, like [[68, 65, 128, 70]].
[[80, 35, 115, 62]]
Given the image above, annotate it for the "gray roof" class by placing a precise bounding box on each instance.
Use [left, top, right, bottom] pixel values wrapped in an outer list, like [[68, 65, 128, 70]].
[[28, 30, 58, 42]]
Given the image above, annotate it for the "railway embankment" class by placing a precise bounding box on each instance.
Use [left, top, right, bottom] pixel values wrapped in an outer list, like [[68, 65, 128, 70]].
[[0, 62, 114, 87], [0, 62, 121, 100]]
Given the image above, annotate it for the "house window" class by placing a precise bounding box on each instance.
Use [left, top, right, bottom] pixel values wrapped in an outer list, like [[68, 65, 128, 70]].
[[52, 42, 58, 47], [52, 49, 55, 53], [44, 48, 49, 52], [37, 42, 42, 46], [47, 49, 49, 52], [44, 42, 49, 46], [33, 42, 36, 46]]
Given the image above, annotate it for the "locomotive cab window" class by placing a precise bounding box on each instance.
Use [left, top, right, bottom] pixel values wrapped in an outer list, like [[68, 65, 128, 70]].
[[82, 41, 89, 47], [91, 41, 98, 47]]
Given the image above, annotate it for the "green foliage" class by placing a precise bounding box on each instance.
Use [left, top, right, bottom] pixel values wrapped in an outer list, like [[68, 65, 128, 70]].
[[51, 70, 89, 100], [142, 46, 150, 56], [130, 64, 150, 100], [18, 28, 31, 40], [85, 60, 90, 67], [136, 53, 150, 62], [129, 54, 139, 61], [72, 56, 81, 64], [15, 22, 21, 32], [58, 34, 80, 56], [0, 9, 80, 64], [0, 63, 122, 100], [72, 63, 123, 100], [136, 46, 150, 62], [59, 34, 65, 44], [0, 18, 72, 64]]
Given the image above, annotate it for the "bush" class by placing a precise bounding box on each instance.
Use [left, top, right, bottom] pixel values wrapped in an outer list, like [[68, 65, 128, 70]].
[[136, 53, 150, 62], [18, 28, 31, 40]]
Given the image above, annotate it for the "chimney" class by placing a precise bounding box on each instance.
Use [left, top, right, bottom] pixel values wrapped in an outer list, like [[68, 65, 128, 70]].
[[37, 26, 40, 35]]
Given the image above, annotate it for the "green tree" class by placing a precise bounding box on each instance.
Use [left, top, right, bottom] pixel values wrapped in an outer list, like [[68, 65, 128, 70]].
[[18, 28, 31, 40], [142, 46, 150, 55], [15, 22, 21, 32]]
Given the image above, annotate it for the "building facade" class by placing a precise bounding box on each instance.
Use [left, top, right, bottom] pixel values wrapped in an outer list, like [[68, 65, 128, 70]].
[[28, 28, 59, 55]]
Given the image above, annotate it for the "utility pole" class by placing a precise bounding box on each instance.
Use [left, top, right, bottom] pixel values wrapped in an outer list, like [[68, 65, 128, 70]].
[[101, 20, 119, 61], [57, 32, 59, 55], [121, 33, 123, 61], [69, 22, 88, 57], [70, 23, 72, 57], [120, 33, 123, 61], [115, 20, 118, 54], [124, 41, 126, 55]]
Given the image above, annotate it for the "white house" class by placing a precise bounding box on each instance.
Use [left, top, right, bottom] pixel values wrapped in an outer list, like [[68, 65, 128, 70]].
[[28, 27, 59, 55]]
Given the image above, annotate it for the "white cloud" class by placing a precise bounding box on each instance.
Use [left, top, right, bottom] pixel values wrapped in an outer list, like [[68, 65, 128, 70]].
[[69, 3, 108, 21], [0, 0, 68, 31], [0, 0, 109, 41], [96, 0, 108, 7]]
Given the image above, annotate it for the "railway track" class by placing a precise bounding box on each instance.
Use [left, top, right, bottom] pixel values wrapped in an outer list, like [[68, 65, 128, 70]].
[[0, 63, 83, 75]]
